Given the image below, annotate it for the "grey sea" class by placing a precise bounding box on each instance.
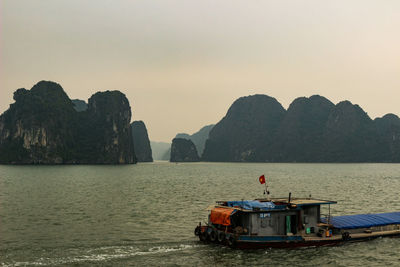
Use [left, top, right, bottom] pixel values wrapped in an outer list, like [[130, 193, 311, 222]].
[[1, 162, 400, 266]]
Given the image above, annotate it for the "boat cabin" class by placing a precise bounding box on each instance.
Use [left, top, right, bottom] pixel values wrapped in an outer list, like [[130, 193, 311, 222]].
[[197, 195, 400, 248], [209, 197, 336, 238]]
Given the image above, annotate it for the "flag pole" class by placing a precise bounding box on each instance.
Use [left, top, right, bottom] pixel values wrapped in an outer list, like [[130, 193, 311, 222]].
[[259, 174, 270, 200], [265, 177, 270, 201]]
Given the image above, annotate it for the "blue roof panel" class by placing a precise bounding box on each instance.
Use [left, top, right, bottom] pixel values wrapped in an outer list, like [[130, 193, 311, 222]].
[[226, 200, 276, 211], [323, 212, 400, 229]]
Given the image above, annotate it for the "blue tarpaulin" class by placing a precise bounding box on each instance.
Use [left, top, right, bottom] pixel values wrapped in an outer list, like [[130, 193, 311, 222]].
[[226, 200, 275, 211], [322, 212, 400, 229]]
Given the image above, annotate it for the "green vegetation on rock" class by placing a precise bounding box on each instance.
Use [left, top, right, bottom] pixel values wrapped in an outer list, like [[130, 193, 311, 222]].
[[202, 94, 400, 163], [202, 95, 285, 162], [0, 81, 136, 164], [131, 121, 153, 162], [170, 138, 200, 162]]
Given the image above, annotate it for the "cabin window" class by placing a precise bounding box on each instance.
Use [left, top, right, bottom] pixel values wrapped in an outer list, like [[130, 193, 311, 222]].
[[304, 215, 309, 224], [260, 213, 272, 228], [260, 218, 273, 228], [259, 213, 270, 218], [261, 218, 268, 228]]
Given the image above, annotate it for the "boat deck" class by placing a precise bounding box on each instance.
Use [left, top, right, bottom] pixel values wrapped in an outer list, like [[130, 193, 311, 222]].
[[303, 229, 400, 241]]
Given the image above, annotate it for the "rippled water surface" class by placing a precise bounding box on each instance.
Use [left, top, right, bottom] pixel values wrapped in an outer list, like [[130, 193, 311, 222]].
[[1, 162, 400, 266]]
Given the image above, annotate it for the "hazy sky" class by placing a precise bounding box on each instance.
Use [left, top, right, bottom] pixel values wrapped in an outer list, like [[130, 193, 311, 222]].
[[1, 0, 399, 142]]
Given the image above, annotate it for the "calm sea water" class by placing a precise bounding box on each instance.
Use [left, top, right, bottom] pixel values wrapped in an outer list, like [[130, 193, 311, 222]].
[[1, 162, 400, 266]]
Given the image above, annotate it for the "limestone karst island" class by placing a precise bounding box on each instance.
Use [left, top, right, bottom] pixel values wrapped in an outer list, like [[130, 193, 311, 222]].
[[1, 81, 400, 164]]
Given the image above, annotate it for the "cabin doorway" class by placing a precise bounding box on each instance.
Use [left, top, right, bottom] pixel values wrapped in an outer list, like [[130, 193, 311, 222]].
[[285, 215, 298, 235]]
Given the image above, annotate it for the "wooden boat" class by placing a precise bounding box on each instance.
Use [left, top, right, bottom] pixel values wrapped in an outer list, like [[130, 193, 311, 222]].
[[194, 194, 400, 248]]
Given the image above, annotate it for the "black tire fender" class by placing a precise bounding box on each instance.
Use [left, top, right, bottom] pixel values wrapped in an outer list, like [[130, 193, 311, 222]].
[[194, 226, 201, 236], [209, 230, 217, 242], [199, 230, 208, 242], [227, 235, 236, 247], [217, 231, 225, 243]]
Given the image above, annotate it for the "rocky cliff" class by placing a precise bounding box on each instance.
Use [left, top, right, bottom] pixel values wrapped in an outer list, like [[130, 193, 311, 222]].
[[320, 101, 381, 162], [202, 94, 400, 162], [131, 121, 153, 162], [170, 138, 200, 162], [374, 114, 400, 162], [268, 95, 335, 162], [0, 81, 136, 164], [77, 90, 136, 164], [202, 95, 285, 161]]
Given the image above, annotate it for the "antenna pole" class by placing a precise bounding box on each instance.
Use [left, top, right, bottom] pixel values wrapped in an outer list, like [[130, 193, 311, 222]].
[[265, 178, 271, 201]]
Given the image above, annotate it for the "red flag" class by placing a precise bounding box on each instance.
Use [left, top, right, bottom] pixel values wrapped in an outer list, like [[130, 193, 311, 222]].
[[259, 175, 266, 184]]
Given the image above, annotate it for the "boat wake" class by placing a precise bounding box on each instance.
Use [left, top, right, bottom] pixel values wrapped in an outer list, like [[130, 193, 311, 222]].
[[1, 243, 201, 266]]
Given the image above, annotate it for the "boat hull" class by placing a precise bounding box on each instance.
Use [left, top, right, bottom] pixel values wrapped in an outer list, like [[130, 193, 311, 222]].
[[195, 226, 400, 249], [234, 239, 341, 249], [235, 232, 400, 249]]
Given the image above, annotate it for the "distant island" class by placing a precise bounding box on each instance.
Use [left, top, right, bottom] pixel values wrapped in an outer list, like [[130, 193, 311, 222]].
[[175, 124, 214, 156], [166, 124, 214, 161], [150, 141, 170, 161], [201, 94, 400, 162], [1, 82, 400, 164], [0, 81, 136, 164], [170, 138, 200, 162]]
